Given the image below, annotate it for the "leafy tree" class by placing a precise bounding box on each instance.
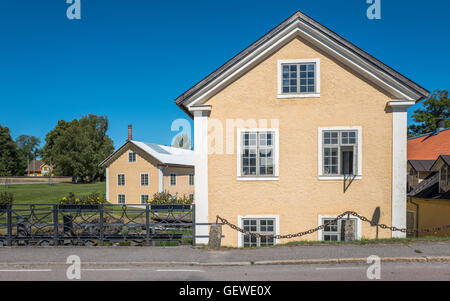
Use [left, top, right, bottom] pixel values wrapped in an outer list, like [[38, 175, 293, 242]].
[[0, 124, 20, 176], [16, 135, 41, 174], [42, 115, 114, 183], [171, 133, 191, 150], [408, 90, 450, 137]]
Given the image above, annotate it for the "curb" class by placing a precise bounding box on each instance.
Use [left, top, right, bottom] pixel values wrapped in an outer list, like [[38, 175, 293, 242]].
[[0, 256, 449, 268]]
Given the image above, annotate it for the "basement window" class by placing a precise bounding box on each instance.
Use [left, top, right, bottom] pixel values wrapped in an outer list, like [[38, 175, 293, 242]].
[[118, 194, 126, 204], [321, 218, 357, 242], [242, 218, 276, 247]]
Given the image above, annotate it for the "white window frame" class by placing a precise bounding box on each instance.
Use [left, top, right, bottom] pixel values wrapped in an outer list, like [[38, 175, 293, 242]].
[[117, 174, 126, 186], [189, 173, 194, 186], [237, 215, 280, 248], [128, 151, 137, 163], [140, 173, 149, 187], [140, 194, 149, 204], [318, 126, 363, 180], [277, 59, 321, 99], [236, 128, 279, 181], [170, 173, 176, 186], [117, 194, 126, 204], [317, 215, 362, 241]]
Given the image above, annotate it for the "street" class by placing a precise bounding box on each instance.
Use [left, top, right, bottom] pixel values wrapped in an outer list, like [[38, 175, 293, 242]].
[[0, 262, 449, 281]]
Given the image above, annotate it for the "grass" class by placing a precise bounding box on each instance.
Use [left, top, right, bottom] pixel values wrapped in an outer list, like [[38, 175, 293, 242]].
[[0, 182, 106, 205]]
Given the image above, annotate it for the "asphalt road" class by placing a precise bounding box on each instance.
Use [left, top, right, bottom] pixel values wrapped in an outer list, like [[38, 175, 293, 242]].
[[0, 262, 449, 281]]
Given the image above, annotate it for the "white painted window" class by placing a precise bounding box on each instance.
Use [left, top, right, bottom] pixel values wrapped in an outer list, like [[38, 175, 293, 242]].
[[141, 173, 149, 186], [170, 173, 176, 186], [318, 127, 362, 180], [189, 173, 194, 186], [318, 215, 362, 241], [141, 194, 149, 204], [238, 215, 280, 248], [128, 151, 137, 163], [189, 194, 194, 200], [242, 218, 276, 247], [117, 174, 125, 186], [277, 59, 320, 98], [118, 194, 126, 204], [237, 129, 279, 180]]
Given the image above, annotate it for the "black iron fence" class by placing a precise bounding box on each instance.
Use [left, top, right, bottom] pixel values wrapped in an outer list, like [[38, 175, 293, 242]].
[[0, 204, 195, 247]]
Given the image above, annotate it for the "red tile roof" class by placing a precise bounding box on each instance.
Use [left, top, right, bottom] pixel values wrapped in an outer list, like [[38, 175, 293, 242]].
[[408, 129, 450, 161]]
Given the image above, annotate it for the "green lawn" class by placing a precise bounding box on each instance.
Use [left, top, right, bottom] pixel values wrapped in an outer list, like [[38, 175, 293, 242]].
[[0, 182, 106, 205]]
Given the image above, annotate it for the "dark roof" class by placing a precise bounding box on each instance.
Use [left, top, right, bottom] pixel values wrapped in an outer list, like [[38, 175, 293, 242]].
[[408, 160, 435, 172], [175, 11, 429, 114], [441, 155, 450, 166], [25, 160, 44, 173], [408, 172, 450, 200], [430, 154, 450, 171]]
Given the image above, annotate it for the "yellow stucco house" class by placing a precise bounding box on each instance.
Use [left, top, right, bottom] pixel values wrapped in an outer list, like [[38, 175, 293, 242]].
[[100, 126, 195, 205], [175, 11, 429, 247], [25, 160, 54, 177]]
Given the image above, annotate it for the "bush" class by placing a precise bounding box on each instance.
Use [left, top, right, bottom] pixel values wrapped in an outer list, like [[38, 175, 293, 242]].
[[0, 192, 13, 205], [59, 192, 106, 205], [149, 191, 193, 205]]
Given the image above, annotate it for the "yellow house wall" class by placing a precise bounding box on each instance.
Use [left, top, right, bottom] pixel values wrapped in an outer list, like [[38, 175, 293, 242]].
[[204, 37, 394, 247], [407, 198, 450, 237], [107, 144, 160, 204], [162, 166, 195, 197], [107, 144, 194, 204]]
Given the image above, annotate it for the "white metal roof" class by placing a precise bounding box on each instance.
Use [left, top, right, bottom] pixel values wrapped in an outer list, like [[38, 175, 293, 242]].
[[131, 140, 194, 166]]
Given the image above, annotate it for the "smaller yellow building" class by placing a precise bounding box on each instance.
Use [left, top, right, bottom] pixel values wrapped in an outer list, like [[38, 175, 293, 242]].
[[407, 155, 450, 237], [25, 160, 54, 177], [100, 137, 194, 205]]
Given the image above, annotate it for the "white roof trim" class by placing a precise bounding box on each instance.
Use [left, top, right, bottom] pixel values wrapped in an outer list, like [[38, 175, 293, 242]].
[[99, 140, 194, 167], [186, 20, 422, 110]]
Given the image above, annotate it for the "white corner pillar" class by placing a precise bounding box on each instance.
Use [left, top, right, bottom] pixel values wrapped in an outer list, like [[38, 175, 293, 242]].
[[193, 107, 210, 245], [158, 166, 164, 193], [105, 167, 109, 202], [390, 100, 415, 238]]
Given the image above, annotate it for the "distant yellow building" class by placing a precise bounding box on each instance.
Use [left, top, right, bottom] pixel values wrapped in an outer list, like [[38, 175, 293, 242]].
[[25, 160, 54, 177], [99, 126, 194, 205]]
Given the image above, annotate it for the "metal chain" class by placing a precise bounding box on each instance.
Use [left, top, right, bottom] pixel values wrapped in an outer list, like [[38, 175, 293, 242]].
[[216, 211, 450, 240]]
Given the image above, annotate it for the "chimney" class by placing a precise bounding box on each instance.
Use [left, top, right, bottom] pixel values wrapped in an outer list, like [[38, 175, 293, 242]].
[[436, 119, 446, 134], [127, 125, 133, 141]]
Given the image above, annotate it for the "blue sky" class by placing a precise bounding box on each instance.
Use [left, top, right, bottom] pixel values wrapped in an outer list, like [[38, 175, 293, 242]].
[[0, 0, 448, 149]]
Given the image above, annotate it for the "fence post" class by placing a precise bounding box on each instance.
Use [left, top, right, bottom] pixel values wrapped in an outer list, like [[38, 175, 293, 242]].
[[99, 205, 104, 246], [6, 205, 12, 246], [192, 204, 196, 246], [145, 204, 150, 246], [53, 205, 58, 246]]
